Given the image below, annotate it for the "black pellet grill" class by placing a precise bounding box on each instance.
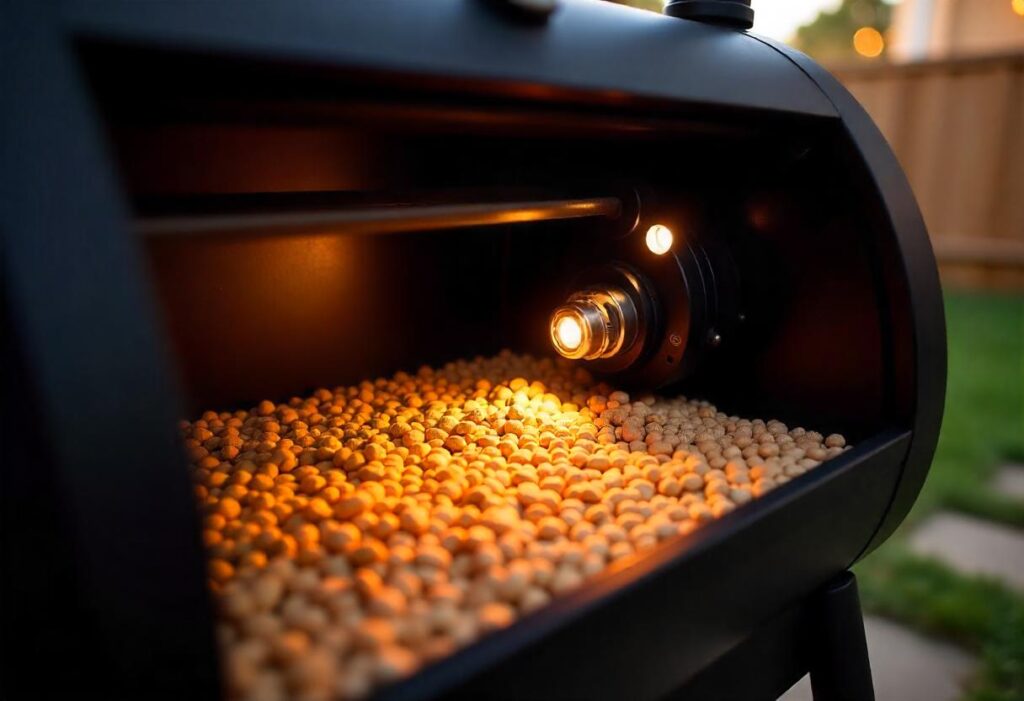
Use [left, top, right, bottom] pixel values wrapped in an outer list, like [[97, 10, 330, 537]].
[[1, 1, 946, 700]]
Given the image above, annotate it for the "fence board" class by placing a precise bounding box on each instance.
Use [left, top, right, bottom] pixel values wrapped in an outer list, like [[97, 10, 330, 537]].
[[833, 54, 1024, 289]]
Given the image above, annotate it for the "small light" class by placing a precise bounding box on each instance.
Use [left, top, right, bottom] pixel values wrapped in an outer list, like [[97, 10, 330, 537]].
[[1014, 0, 1024, 16], [853, 27, 885, 58], [550, 307, 592, 360], [550, 287, 638, 361], [555, 315, 583, 351], [645, 224, 673, 255]]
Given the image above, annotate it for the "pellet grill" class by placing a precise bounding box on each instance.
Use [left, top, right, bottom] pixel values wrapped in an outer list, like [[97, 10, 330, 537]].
[[2, 1, 946, 700]]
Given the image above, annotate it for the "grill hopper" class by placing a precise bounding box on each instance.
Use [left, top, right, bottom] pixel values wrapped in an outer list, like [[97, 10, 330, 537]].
[[2, 1, 944, 699]]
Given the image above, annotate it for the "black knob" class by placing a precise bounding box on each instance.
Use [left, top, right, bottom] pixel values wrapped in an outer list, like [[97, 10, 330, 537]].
[[478, 0, 559, 23], [664, 0, 754, 29]]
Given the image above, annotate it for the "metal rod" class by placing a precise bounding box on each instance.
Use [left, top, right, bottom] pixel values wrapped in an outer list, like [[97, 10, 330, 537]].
[[136, 197, 622, 238]]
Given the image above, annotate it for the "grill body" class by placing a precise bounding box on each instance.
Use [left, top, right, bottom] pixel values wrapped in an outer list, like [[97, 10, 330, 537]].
[[2, 1, 945, 699]]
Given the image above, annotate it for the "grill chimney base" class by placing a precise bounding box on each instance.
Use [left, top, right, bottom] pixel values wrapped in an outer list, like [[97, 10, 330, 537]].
[[664, 0, 754, 29]]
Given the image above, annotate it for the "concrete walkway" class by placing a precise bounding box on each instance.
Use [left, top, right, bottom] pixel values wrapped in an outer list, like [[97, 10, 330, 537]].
[[992, 464, 1024, 500], [909, 511, 1024, 591], [780, 616, 976, 701]]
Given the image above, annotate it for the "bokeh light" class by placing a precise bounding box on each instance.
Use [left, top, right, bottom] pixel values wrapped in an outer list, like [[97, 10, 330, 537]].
[[853, 26, 885, 58]]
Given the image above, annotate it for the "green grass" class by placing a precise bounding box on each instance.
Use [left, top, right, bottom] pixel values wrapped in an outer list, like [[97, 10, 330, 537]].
[[858, 546, 1024, 701], [911, 293, 1024, 528], [854, 292, 1024, 701]]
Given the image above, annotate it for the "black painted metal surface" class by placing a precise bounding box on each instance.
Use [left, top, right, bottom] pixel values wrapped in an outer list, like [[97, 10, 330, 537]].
[[60, 0, 836, 119], [1, 2, 219, 699], [807, 573, 875, 701], [748, 36, 947, 558]]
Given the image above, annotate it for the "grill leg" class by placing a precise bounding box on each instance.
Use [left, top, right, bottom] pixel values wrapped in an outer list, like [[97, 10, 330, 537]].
[[808, 571, 875, 701]]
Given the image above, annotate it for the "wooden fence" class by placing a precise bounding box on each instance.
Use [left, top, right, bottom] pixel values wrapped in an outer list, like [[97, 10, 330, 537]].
[[833, 53, 1024, 290]]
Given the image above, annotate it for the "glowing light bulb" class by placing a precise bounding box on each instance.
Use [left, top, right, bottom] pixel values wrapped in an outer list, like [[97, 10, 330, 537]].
[[556, 315, 583, 351], [550, 286, 637, 361], [645, 224, 673, 255], [1014, 0, 1024, 16], [853, 27, 885, 58], [550, 308, 591, 359]]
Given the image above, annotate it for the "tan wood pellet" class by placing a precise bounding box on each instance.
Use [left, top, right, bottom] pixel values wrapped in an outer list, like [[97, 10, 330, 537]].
[[184, 351, 848, 701]]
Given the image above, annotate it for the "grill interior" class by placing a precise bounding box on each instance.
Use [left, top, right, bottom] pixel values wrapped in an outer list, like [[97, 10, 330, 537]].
[[74, 43, 906, 701], [83, 46, 896, 441]]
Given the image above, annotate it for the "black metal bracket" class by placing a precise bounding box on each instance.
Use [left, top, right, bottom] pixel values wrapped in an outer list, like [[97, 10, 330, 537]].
[[664, 571, 875, 701], [807, 572, 875, 701]]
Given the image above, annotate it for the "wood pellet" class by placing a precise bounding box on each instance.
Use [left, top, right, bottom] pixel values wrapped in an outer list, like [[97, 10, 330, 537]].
[[183, 351, 849, 701]]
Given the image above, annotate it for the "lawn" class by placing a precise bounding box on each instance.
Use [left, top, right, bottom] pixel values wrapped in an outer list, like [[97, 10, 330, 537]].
[[854, 292, 1024, 701]]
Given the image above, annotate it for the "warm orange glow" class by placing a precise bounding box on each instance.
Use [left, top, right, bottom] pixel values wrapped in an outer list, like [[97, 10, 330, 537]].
[[1013, 0, 1024, 17], [645, 224, 673, 255], [555, 315, 583, 351], [550, 308, 591, 359], [853, 27, 885, 58]]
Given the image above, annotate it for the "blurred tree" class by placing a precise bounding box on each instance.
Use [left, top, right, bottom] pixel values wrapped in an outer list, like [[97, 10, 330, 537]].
[[793, 0, 894, 62], [604, 0, 664, 13]]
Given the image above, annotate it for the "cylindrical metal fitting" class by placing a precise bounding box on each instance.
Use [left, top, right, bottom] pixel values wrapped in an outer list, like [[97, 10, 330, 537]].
[[549, 287, 639, 361]]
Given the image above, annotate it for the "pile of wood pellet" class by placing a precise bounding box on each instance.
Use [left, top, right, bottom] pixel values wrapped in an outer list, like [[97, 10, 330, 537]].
[[184, 351, 849, 701]]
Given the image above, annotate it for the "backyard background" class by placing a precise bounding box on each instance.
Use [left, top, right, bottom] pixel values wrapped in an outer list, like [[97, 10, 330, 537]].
[[609, 1, 1024, 699]]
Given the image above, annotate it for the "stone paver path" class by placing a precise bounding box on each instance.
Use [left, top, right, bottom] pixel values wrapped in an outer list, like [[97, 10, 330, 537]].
[[909, 511, 1024, 591], [780, 616, 976, 701], [992, 464, 1024, 500]]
